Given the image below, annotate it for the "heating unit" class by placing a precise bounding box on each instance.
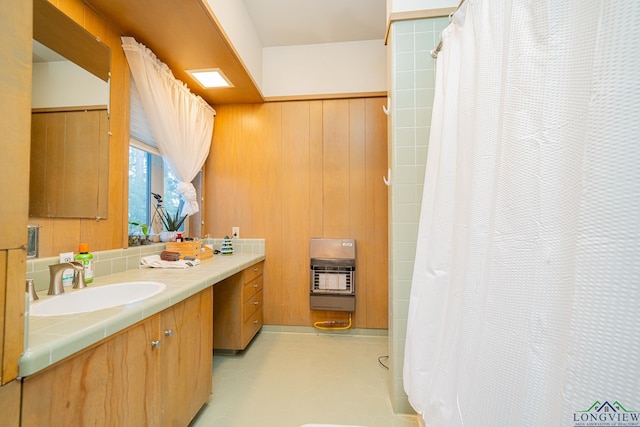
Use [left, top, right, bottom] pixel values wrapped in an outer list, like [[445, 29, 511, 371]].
[[309, 238, 356, 312]]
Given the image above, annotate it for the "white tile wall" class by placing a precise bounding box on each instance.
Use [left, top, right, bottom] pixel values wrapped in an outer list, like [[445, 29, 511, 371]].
[[388, 16, 450, 414]]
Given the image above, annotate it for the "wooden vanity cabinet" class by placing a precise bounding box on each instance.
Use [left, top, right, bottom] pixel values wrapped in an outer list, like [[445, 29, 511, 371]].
[[21, 287, 212, 426], [160, 287, 213, 425], [213, 262, 264, 350]]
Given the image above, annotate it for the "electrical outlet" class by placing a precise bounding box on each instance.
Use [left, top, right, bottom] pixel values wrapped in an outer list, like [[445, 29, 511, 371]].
[[232, 226, 240, 239]]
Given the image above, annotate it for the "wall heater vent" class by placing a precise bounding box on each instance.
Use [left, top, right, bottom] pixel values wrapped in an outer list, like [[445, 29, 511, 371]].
[[310, 238, 356, 312]]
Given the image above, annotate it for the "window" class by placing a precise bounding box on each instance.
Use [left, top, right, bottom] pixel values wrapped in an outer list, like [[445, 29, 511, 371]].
[[128, 75, 184, 236], [128, 146, 184, 235], [128, 146, 149, 227]]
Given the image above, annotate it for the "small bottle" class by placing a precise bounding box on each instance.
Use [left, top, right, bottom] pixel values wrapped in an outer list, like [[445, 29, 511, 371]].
[[74, 243, 95, 284], [176, 232, 183, 242]]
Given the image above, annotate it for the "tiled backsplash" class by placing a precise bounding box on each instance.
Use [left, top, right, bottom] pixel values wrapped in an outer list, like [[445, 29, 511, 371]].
[[26, 238, 266, 293]]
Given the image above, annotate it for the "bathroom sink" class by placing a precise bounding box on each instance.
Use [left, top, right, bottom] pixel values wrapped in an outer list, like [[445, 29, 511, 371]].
[[30, 281, 166, 317]]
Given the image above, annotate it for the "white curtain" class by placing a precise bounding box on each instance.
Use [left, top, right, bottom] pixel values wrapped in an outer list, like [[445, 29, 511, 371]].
[[122, 37, 216, 216], [404, 0, 640, 426]]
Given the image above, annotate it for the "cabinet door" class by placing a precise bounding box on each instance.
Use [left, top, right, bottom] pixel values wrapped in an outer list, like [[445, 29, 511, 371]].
[[22, 316, 161, 426], [0, 249, 25, 385], [0, 380, 21, 427], [160, 287, 213, 426]]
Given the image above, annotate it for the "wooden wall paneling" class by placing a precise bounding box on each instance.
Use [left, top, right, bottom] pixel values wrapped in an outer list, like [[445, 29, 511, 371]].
[[243, 103, 283, 236], [242, 104, 283, 325], [322, 100, 351, 238], [79, 114, 115, 247], [83, 1, 109, 42], [349, 99, 367, 328], [206, 104, 243, 235], [307, 101, 325, 326], [239, 103, 264, 236], [365, 98, 389, 328], [206, 98, 388, 329], [49, 114, 66, 214], [279, 101, 312, 325], [52, 0, 84, 24], [60, 111, 102, 217], [29, 114, 46, 213], [106, 15, 129, 251], [97, 109, 110, 217], [309, 100, 324, 238], [78, 4, 127, 252], [311, 99, 355, 325], [51, 220, 81, 255]]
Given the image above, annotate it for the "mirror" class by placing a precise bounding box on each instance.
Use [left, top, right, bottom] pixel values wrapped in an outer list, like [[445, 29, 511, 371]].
[[29, 0, 111, 219]]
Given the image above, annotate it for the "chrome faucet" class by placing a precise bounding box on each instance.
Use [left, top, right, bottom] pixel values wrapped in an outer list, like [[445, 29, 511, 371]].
[[71, 261, 87, 289], [48, 262, 76, 295]]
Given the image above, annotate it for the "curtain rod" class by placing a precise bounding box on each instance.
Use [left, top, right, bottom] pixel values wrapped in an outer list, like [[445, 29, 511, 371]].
[[430, 0, 466, 58]]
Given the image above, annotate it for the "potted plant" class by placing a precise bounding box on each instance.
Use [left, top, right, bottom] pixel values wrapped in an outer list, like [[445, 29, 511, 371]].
[[152, 192, 187, 242], [129, 221, 152, 245]]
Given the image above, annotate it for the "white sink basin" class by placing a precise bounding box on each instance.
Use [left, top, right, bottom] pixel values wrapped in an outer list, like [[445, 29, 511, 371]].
[[30, 281, 166, 317]]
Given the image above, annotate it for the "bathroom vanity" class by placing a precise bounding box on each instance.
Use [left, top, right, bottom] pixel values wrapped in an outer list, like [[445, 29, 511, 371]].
[[22, 288, 212, 426], [213, 261, 264, 350], [19, 253, 265, 426]]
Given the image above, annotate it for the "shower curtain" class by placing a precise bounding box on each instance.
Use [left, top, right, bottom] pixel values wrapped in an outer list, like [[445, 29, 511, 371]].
[[403, 0, 639, 426]]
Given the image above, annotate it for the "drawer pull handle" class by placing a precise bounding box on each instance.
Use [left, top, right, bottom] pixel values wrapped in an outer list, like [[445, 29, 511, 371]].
[[253, 320, 259, 324], [253, 283, 259, 288], [164, 329, 174, 337], [151, 340, 161, 348], [253, 301, 259, 305], [253, 267, 259, 272]]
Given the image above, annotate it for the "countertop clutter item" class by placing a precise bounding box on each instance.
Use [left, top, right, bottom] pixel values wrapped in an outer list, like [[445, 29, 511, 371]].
[[221, 236, 234, 255], [160, 250, 181, 261], [165, 240, 213, 260], [74, 243, 94, 283], [139, 255, 200, 268]]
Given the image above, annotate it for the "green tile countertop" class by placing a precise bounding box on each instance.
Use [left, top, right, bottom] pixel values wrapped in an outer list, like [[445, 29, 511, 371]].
[[19, 252, 265, 377]]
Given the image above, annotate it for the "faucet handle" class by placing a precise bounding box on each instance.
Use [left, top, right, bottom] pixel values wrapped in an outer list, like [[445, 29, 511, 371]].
[[71, 261, 88, 289], [26, 279, 39, 301]]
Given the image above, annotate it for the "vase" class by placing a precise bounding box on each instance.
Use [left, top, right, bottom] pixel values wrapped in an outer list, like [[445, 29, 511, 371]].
[[160, 231, 177, 242]]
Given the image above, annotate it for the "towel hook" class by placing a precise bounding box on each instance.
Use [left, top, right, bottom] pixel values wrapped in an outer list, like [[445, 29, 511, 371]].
[[383, 168, 391, 186], [382, 97, 390, 116]]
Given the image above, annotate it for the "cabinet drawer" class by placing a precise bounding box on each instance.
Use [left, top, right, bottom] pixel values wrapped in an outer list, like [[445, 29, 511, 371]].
[[243, 289, 263, 321], [243, 262, 263, 283], [243, 275, 263, 301], [243, 308, 263, 344]]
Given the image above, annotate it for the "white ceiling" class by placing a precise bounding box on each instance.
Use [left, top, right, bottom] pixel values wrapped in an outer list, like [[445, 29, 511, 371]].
[[242, 0, 387, 47]]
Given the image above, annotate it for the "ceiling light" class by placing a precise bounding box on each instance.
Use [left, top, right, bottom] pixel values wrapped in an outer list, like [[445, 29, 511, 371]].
[[186, 68, 233, 88]]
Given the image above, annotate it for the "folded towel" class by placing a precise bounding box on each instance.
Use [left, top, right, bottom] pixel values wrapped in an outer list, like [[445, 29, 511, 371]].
[[140, 255, 200, 269]]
